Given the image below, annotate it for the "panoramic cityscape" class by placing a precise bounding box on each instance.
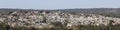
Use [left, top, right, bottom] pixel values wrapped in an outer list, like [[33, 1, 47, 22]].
[[0, 0, 120, 30]]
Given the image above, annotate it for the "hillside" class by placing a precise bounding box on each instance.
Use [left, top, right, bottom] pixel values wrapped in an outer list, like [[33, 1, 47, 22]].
[[0, 8, 120, 30], [0, 8, 120, 17]]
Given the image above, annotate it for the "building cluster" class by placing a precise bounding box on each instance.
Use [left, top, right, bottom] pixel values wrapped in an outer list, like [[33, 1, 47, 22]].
[[0, 11, 120, 28]]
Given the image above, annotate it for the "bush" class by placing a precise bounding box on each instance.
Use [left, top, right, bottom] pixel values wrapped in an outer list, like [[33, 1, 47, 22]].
[[0, 22, 120, 30]]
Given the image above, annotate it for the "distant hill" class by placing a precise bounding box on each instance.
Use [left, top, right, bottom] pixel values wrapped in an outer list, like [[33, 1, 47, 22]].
[[0, 8, 120, 17]]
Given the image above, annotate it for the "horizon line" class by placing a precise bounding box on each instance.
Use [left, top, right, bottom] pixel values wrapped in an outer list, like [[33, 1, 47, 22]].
[[0, 7, 120, 10]]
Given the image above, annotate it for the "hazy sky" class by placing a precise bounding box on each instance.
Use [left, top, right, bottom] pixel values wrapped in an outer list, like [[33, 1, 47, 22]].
[[0, 0, 120, 9]]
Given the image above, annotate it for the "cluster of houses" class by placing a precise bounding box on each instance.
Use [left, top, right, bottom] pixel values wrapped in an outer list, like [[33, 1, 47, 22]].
[[0, 11, 120, 28]]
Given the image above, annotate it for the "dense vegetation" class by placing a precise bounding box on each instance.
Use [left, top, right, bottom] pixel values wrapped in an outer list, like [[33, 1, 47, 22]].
[[0, 20, 120, 30]]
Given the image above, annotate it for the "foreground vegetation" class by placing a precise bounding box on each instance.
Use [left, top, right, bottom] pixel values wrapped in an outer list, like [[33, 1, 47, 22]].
[[0, 21, 120, 30]]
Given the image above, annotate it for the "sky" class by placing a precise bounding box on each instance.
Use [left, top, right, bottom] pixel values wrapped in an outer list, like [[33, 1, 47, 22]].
[[0, 0, 120, 9]]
